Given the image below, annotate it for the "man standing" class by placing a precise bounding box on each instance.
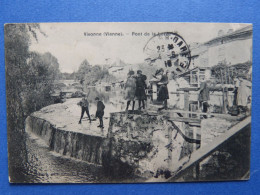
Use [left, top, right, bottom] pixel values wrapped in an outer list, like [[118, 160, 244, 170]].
[[95, 97, 105, 128], [78, 95, 91, 124]]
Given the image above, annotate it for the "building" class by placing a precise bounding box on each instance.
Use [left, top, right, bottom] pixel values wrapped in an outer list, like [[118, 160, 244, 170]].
[[191, 25, 252, 68]]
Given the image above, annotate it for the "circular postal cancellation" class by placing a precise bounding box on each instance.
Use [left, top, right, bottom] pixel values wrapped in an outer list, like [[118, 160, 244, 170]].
[[143, 32, 191, 75]]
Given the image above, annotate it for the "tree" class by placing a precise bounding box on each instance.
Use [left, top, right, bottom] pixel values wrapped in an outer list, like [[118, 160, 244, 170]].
[[5, 24, 60, 131], [23, 52, 60, 115], [76, 59, 91, 82], [5, 24, 32, 130]]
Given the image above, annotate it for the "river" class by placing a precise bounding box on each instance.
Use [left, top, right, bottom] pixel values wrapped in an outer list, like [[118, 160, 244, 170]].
[[10, 130, 142, 183]]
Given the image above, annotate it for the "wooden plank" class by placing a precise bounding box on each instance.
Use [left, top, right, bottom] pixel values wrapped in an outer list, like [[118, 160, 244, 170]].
[[165, 109, 242, 120], [167, 116, 251, 181], [178, 87, 234, 92], [178, 87, 199, 91], [166, 116, 201, 124]]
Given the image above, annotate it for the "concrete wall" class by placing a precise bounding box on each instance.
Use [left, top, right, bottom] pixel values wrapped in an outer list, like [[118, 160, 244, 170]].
[[25, 111, 191, 180], [25, 116, 108, 165]]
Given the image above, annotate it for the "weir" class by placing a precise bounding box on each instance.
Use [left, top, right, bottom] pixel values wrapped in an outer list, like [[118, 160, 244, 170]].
[[25, 116, 108, 165]]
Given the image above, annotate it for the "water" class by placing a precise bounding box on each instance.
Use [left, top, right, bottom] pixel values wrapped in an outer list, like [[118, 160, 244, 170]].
[[17, 132, 108, 183], [10, 131, 142, 183]]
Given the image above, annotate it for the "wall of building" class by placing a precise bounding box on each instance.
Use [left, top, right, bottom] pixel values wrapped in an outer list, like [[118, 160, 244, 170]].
[[207, 38, 252, 67]]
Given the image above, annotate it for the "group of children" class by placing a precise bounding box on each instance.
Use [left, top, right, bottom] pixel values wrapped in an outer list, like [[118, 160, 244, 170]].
[[124, 68, 170, 112], [78, 96, 105, 128], [124, 70, 147, 111]]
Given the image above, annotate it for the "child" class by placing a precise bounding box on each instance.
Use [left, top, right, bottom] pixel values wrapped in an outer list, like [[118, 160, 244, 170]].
[[124, 70, 136, 111], [95, 97, 105, 128], [78, 95, 91, 124]]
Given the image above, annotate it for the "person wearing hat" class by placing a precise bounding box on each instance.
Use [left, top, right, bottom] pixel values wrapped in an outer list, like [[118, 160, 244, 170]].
[[135, 70, 147, 110], [78, 94, 91, 124], [155, 68, 169, 111], [236, 77, 252, 113], [124, 70, 136, 111], [95, 97, 105, 128]]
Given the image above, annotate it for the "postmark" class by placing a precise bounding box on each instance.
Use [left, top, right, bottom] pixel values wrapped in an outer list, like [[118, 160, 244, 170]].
[[144, 32, 191, 75]]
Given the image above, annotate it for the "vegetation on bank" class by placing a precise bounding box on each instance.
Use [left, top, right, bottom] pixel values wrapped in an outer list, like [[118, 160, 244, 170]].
[[5, 24, 60, 131], [61, 59, 117, 85]]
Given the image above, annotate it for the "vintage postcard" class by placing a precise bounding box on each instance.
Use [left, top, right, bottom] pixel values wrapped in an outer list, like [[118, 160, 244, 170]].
[[5, 22, 252, 183]]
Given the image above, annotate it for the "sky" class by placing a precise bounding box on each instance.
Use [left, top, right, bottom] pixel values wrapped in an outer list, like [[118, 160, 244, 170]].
[[29, 23, 249, 73]]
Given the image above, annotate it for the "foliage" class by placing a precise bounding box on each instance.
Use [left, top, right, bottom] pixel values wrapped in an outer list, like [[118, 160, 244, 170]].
[[76, 59, 91, 82], [211, 61, 252, 84], [5, 24, 60, 131], [61, 72, 76, 80], [76, 59, 116, 85]]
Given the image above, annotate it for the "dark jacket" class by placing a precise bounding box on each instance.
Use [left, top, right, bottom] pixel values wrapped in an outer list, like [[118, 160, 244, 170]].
[[157, 74, 169, 101], [199, 81, 210, 102], [135, 74, 147, 100], [96, 101, 105, 118]]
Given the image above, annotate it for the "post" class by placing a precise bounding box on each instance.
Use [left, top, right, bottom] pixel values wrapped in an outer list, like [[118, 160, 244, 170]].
[[223, 87, 228, 114], [220, 69, 225, 113], [168, 125, 173, 167], [152, 82, 157, 101], [108, 113, 114, 138], [184, 90, 189, 117], [193, 126, 201, 179]]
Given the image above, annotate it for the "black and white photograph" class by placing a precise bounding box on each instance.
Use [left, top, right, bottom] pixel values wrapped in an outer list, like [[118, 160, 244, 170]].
[[5, 22, 252, 183]]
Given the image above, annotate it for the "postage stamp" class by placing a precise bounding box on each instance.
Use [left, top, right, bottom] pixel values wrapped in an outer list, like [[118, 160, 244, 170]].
[[5, 22, 252, 183]]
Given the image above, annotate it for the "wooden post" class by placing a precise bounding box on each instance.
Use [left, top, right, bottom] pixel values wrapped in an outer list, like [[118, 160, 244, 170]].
[[192, 125, 196, 179], [193, 126, 201, 179], [108, 113, 114, 138], [168, 125, 173, 167], [231, 68, 234, 84], [197, 70, 200, 88], [184, 91, 189, 118], [220, 69, 225, 113], [152, 82, 157, 101], [224, 66, 227, 84], [227, 67, 231, 84], [223, 87, 228, 114]]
